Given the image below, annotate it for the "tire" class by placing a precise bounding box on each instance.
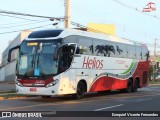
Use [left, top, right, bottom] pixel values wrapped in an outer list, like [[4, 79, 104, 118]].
[[41, 96, 51, 98], [98, 91, 106, 95], [125, 79, 133, 93], [72, 82, 85, 99], [133, 80, 138, 92], [98, 90, 111, 95]]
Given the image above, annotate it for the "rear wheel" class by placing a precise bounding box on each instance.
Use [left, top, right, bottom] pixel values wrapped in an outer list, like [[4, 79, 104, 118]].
[[125, 79, 133, 93], [133, 80, 138, 92], [72, 82, 85, 99]]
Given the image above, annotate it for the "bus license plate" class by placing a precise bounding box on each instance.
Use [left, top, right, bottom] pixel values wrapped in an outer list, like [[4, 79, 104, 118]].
[[30, 88, 37, 92]]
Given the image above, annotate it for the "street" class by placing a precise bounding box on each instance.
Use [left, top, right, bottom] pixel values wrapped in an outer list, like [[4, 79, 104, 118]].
[[0, 85, 160, 120]]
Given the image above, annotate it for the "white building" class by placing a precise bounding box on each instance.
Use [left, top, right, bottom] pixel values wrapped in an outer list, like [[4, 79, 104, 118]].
[[0, 30, 32, 81]]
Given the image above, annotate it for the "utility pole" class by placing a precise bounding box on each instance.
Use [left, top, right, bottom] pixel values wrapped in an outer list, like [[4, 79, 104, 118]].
[[64, 0, 70, 28], [154, 39, 156, 61], [153, 39, 157, 81]]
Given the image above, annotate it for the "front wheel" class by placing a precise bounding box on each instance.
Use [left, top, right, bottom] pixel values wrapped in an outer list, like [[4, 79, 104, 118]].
[[72, 82, 85, 99]]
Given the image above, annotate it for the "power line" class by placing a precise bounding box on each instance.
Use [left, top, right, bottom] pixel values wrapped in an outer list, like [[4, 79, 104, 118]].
[[0, 24, 53, 34], [70, 21, 156, 46], [112, 0, 160, 21], [0, 13, 43, 21], [0, 19, 45, 27], [0, 20, 48, 29], [0, 9, 64, 20], [71, 1, 153, 42]]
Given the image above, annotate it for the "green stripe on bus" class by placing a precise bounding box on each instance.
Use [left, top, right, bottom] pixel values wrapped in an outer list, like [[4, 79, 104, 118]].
[[121, 60, 135, 75]]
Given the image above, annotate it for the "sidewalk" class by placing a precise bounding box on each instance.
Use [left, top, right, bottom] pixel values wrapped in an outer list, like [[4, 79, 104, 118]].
[[0, 82, 15, 91]]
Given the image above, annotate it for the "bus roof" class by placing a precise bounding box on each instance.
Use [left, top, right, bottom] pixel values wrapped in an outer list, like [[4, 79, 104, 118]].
[[26, 29, 147, 47]]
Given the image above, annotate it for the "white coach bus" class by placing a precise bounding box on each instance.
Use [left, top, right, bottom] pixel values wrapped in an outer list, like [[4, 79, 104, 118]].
[[8, 29, 149, 99]]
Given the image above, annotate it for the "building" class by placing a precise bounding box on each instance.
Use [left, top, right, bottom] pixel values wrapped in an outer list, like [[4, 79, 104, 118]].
[[0, 30, 32, 81]]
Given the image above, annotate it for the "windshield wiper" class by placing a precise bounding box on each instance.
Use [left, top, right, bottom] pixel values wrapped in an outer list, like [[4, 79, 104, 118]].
[[31, 54, 35, 68], [37, 53, 40, 68]]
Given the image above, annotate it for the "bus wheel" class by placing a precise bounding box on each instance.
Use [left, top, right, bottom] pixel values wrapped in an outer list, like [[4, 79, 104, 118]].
[[98, 90, 111, 95], [125, 79, 132, 93], [41, 96, 51, 98], [98, 91, 106, 95], [133, 80, 138, 92], [72, 82, 85, 99]]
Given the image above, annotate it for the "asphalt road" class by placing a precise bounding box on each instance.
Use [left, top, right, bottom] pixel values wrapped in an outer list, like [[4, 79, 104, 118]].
[[0, 85, 160, 120]]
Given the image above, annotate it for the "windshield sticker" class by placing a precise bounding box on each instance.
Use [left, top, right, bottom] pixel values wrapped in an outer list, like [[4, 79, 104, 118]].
[[34, 69, 40, 76]]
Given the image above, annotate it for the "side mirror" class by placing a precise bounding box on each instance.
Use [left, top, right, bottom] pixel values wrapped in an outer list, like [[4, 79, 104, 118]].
[[8, 45, 20, 62], [53, 43, 77, 61]]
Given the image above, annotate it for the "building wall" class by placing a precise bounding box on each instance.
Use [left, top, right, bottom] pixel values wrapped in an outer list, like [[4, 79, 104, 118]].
[[5, 60, 17, 81], [87, 23, 115, 35], [0, 66, 5, 81], [0, 30, 32, 81]]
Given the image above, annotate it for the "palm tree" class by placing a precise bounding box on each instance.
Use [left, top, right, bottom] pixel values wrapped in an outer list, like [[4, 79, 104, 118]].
[[104, 45, 115, 57], [89, 45, 94, 53], [95, 45, 105, 55], [145, 51, 150, 60], [116, 45, 123, 55]]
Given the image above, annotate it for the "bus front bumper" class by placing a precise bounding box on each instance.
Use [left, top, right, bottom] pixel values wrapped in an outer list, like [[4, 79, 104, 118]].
[[16, 85, 59, 96]]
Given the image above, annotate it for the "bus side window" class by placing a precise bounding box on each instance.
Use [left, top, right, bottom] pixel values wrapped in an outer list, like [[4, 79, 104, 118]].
[[142, 47, 149, 60], [106, 41, 116, 57], [94, 39, 106, 56], [136, 46, 142, 60], [127, 45, 136, 59], [116, 43, 127, 58], [78, 38, 93, 55], [76, 47, 80, 54]]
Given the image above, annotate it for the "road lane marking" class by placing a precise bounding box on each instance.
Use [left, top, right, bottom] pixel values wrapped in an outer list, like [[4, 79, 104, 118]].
[[94, 104, 124, 111], [0, 93, 159, 111]]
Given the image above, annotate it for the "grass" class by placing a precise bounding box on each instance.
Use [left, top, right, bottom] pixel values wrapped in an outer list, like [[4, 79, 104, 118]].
[[148, 80, 160, 84]]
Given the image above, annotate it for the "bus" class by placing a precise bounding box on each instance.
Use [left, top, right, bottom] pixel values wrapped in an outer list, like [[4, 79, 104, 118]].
[[7, 29, 150, 99]]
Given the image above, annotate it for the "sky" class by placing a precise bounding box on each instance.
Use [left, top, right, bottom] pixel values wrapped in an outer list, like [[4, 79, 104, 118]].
[[0, 0, 160, 60]]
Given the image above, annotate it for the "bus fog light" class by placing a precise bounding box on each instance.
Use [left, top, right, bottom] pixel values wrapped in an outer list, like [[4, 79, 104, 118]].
[[16, 81, 23, 87], [46, 79, 59, 88]]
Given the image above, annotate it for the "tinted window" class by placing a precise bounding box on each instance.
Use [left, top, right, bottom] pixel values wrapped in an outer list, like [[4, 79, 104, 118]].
[[127, 45, 136, 59], [28, 30, 63, 38], [142, 47, 149, 60], [94, 39, 106, 56], [116, 43, 127, 58], [136, 46, 142, 60], [105, 41, 116, 57], [78, 37, 93, 55], [63, 35, 78, 43]]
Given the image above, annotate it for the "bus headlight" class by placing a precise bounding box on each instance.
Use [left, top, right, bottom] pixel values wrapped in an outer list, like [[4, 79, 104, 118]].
[[16, 81, 23, 87], [46, 79, 59, 88]]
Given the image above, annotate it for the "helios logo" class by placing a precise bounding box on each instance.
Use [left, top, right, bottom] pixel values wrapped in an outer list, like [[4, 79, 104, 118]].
[[82, 57, 103, 69]]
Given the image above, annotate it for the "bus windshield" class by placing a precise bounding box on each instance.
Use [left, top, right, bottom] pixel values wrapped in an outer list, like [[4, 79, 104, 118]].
[[16, 39, 62, 78]]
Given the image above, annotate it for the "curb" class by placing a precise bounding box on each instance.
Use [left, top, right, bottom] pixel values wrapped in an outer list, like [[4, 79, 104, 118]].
[[0, 90, 15, 93], [148, 84, 160, 86], [0, 93, 28, 101]]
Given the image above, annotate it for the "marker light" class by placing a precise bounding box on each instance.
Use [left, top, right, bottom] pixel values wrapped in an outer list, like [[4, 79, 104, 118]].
[[46, 79, 59, 88], [16, 81, 23, 87]]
